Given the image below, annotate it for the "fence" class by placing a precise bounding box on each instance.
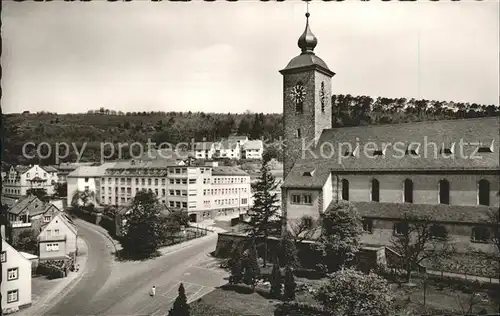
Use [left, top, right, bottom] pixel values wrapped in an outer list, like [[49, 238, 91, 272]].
[[159, 225, 209, 247]]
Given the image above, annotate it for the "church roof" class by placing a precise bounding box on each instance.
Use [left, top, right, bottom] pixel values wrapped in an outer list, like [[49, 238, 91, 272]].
[[282, 117, 500, 189], [341, 201, 499, 225]]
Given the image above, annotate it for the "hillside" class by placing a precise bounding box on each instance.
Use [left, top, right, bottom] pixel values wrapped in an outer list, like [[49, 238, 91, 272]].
[[2, 94, 499, 166]]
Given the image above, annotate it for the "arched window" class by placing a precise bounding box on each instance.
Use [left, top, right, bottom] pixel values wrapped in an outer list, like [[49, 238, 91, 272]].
[[342, 179, 349, 201], [471, 226, 491, 243], [371, 179, 380, 202], [404, 179, 413, 203], [478, 179, 490, 206], [439, 179, 450, 205], [430, 224, 448, 240]]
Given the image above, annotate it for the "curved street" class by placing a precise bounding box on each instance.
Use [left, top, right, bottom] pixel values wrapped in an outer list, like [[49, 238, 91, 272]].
[[41, 219, 226, 316], [41, 219, 115, 316]]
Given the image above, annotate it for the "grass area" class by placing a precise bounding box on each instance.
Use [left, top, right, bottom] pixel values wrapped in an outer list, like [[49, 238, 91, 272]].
[[189, 274, 499, 316]]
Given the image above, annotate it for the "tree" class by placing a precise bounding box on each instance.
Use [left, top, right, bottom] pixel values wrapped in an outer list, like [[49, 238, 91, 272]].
[[390, 214, 455, 283], [244, 160, 281, 267], [168, 283, 190, 316], [314, 268, 394, 316], [278, 231, 299, 268], [228, 243, 244, 284], [71, 189, 95, 209], [243, 241, 260, 291], [470, 209, 500, 279], [288, 215, 319, 243], [269, 260, 282, 298], [16, 230, 38, 254], [27, 188, 49, 202], [313, 201, 363, 273], [283, 265, 296, 301], [122, 190, 166, 258], [54, 182, 67, 198]]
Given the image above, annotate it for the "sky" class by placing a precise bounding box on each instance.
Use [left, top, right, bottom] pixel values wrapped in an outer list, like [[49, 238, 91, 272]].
[[1, 1, 499, 114]]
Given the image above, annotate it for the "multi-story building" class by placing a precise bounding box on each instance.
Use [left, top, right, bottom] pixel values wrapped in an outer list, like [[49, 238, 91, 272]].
[[2, 165, 58, 201], [242, 140, 264, 160], [1, 238, 32, 314], [214, 140, 241, 159], [280, 12, 500, 253], [66, 162, 116, 207], [193, 142, 215, 160], [100, 160, 251, 222]]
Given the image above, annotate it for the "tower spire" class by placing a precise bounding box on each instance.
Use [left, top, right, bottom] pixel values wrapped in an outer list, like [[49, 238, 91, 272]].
[[297, 1, 318, 55]]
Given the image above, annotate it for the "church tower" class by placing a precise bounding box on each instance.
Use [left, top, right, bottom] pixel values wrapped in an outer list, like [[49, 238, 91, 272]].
[[280, 11, 335, 179]]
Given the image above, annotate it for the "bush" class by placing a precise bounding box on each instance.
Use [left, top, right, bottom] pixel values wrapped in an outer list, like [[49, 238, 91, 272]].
[[293, 268, 326, 280], [274, 302, 329, 316]]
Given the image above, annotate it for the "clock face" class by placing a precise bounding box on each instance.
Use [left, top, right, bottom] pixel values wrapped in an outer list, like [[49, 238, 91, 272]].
[[290, 84, 306, 104]]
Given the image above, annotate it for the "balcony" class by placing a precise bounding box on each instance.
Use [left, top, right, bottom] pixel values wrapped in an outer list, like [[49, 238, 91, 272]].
[[11, 221, 32, 228], [39, 234, 67, 242]]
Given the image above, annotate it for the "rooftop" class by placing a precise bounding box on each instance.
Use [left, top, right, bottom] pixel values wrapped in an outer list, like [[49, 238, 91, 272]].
[[243, 140, 264, 150], [283, 117, 500, 188], [212, 166, 249, 176]]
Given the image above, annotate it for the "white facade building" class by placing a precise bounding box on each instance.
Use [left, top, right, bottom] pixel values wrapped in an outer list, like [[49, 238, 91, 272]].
[[2, 165, 58, 199], [243, 140, 264, 160], [66, 163, 116, 207]]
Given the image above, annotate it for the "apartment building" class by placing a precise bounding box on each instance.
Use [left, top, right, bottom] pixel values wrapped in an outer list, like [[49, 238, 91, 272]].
[[2, 165, 58, 199], [193, 142, 215, 160], [1, 238, 32, 314], [52, 162, 96, 183], [100, 160, 251, 222]]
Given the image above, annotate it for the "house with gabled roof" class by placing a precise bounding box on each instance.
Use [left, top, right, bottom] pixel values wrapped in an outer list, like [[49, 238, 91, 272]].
[[67, 162, 116, 208], [214, 140, 241, 160], [6, 195, 61, 246], [1, 238, 32, 314], [1, 165, 58, 200], [37, 213, 78, 261], [193, 142, 215, 160], [242, 140, 264, 160]]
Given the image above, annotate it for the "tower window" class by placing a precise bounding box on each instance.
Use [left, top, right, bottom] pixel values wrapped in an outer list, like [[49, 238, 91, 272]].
[[439, 179, 450, 204], [296, 102, 303, 114], [404, 179, 413, 203], [296, 129, 302, 138], [341, 179, 349, 201], [478, 179, 490, 206], [371, 179, 380, 202]]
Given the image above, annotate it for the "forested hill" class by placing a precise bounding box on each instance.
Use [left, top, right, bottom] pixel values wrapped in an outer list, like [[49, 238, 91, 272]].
[[2, 94, 499, 166]]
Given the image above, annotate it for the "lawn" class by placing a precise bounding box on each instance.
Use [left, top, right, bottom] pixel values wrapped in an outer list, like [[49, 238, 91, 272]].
[[189, 274, 499, 316]]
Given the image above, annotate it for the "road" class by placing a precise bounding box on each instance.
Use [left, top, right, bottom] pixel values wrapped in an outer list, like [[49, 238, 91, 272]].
[[42, 219, 115, 316], [43, 220, 227, 316]]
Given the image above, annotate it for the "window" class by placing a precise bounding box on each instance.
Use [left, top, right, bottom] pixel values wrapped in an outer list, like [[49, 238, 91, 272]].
[[296, 102, 303, 114], [148, 179, 152, 185], [84, 186, 89, 191], [136, 178, 139, 185], [1, 251, 6, 262], [478, 179, 490, 206], [296, 129, 301, 138], [241, 198, 248, 204], [471, 226, 490, 243], [189, 179, 196, 184], [404, 179, 413, 203], [169, 201, 175, 207], [7, 290, 18, 303], [393, 222, 408, 236], [430, 224, 447, 240], [44, 215, 51, 222], [46, 243, 60, 252], [371, 150, 384, 157], [54, 229, 60, 235], [362, 219, 373, 233], [439, 179, 450, 204], [303, 194, 312, 205], [371, 179, 380, 202], [142, 179, 146, 185], [291, 194, 301, 204], [7, 268, 19, 281], [155, 179, 158, 186], [341, 179, 349, 201], [84, 177, 89, 183]]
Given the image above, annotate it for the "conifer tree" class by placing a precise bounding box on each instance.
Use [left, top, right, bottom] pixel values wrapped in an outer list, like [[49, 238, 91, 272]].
[[228, 243, 243, 284], [168, 283, 190, 316], [278, 231, 299, 268], [243, 241, 261, 291], [283, 265, 296, 301], [245, 159, 281, 267], [270, 259, 282, 298]]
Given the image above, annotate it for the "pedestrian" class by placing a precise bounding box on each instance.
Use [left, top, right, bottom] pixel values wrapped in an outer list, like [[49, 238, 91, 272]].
[[150, 286, 156, 297]]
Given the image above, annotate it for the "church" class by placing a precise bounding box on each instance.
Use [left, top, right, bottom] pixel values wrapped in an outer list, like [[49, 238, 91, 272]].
[[280, 12, 499, 253]]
